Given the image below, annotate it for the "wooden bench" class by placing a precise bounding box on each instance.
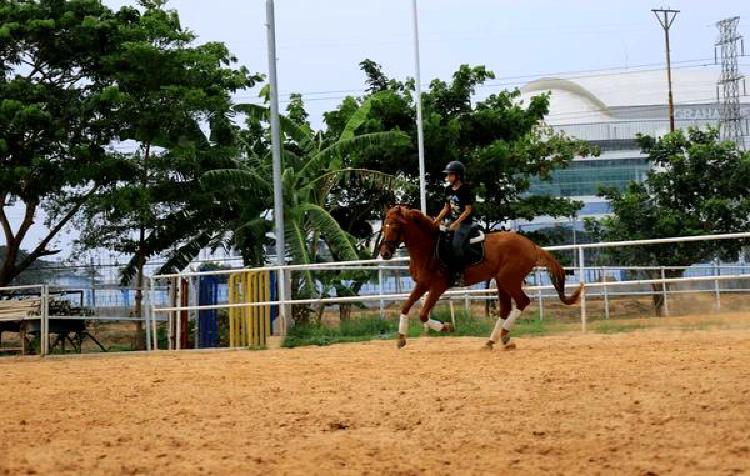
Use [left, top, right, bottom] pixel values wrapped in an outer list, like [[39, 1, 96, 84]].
[[0, 298, 42, 354]]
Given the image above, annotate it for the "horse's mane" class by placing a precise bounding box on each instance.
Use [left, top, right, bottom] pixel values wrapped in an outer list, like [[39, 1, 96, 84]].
[[404, 208, 439, 235]]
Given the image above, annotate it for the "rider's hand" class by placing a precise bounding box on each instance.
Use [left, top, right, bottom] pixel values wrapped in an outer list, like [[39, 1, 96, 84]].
[[449, 221, 460, 231]]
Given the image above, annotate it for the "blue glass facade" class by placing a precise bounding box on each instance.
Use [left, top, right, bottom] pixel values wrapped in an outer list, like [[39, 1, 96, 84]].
[[528, 156, 651, 199]]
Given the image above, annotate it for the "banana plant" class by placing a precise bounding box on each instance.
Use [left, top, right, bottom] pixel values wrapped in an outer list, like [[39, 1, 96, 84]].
[[203, 95, 410, 297]]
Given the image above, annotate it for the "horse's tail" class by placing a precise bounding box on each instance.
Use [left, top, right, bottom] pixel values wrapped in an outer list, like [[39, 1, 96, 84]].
[[535, 246, 582, 306]]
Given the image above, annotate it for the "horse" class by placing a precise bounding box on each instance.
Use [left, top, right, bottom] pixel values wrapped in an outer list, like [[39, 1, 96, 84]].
[[378, 205, 582, 350]]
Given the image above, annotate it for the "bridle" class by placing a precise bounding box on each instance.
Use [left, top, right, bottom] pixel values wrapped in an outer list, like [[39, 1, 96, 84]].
[[380, 219, 404, 255]]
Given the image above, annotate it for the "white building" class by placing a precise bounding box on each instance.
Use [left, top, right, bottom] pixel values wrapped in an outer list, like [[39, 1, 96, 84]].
[[515, 68, 750, 230]]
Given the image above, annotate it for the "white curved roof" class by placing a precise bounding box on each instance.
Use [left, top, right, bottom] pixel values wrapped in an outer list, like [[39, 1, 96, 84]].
[[518, 68, 746, 126]]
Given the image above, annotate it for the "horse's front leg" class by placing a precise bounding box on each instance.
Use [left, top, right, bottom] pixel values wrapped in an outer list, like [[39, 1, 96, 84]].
[[398, 282, 428, 348], [419, 283, 454, 333]]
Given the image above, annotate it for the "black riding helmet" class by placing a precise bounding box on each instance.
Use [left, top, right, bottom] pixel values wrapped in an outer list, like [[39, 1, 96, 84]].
[[442, 160, 466, 180]]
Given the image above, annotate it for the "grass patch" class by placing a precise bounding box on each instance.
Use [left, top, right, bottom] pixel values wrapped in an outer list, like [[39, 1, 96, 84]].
[[282, 310, 568, 348], [283, 318, 395, 348], [107, 344, 132, 352], [588, 320, 649, 335]]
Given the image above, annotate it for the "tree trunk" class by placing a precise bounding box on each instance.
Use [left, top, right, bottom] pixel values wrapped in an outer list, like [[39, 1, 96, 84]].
[[0, 249, 17, 287], [647, 269, 680, 317], [133, 248, 146, 349], [339, 303, 352, 322], [650, 283, 667, 317], [0, 198, 36, 286]]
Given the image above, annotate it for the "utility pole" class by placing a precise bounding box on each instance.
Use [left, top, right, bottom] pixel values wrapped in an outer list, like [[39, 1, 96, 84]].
[[266, 0, 288, 334], [412, 0, 427, 213], [652, 8, 679, 132], [715, 16, 747, 150]]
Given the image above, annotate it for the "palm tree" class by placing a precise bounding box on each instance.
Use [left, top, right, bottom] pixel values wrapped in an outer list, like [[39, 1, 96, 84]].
[[203, 96, 410, 303]]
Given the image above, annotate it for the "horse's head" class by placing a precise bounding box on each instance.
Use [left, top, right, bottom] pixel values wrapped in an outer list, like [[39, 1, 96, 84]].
[[379, 205, 438, 260], [379, 206, 408, 260]]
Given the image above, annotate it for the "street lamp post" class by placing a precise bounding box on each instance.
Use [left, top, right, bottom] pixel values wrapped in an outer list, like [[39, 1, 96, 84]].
[[266, 0, 288, 334], [412, 0, 427, 213]]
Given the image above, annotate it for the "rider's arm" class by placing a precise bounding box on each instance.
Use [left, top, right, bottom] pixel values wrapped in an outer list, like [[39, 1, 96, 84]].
[[434, 203, 450, 224], [453, 204, 473, 225]]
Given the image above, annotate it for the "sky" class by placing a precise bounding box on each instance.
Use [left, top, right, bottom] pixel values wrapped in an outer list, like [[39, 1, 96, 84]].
[[104, 0, 750, 127], [6, 0, 750, 259]]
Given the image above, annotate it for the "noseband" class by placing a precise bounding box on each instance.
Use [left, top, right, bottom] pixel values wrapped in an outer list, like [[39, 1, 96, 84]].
[[381, 221, 403, 253]]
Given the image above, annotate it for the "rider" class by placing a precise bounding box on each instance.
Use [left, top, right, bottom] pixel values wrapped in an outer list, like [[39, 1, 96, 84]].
[[434, 160, 475, 286]]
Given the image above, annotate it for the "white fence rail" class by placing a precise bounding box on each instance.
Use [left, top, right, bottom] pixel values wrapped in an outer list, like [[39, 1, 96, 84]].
[[147, 231, 750, 348], [4, 232, 749, 355]]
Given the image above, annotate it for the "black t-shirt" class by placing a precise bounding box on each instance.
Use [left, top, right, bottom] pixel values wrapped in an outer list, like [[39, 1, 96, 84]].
[[445, 183, 475, 221]]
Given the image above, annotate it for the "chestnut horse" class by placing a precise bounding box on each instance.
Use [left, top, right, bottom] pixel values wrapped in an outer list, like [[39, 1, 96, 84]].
[[379, 206, 582, 350]]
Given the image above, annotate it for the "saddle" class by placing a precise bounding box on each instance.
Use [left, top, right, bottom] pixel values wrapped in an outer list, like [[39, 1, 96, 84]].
[[435, 224, 486, 269]]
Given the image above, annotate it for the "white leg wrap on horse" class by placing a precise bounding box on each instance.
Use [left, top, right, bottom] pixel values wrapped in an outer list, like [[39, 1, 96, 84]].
[[503, 309, 521, 331], [399, 314, 409, 335], [490, 318, 504, 342], [427, 319, 444, 331]]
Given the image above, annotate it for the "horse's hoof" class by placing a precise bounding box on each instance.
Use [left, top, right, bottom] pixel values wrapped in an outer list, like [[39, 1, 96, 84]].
[[441, 323, 455, 333], [482, 341, 494, 351], [503, 342, 517, 351], [397, 335, 407, 349]]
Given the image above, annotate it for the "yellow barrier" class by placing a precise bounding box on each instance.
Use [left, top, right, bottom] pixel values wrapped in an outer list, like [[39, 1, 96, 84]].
[[228, 271, 271, 347]]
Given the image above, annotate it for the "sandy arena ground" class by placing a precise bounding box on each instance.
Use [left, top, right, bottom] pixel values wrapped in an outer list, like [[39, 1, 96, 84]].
[[2, 319, 750, 475]]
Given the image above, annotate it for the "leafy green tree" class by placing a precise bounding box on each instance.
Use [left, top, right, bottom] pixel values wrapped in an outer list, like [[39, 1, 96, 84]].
[[206, 95, 408, 323], [586, 129, 750, 315], [323, 60, 594, 227], [0, 0, 133, 286], [74, 0, 258, 313]]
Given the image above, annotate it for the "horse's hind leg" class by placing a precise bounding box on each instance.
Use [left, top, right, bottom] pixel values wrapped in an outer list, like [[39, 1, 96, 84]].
[[485, 281, 530, 351], [484, 288, 512, 350]]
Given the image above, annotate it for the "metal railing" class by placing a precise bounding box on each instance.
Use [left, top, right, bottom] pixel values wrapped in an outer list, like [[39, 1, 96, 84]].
[[146, 231, 750, 349], [6, 232, 749, 355], [0, 284, 49, 355]]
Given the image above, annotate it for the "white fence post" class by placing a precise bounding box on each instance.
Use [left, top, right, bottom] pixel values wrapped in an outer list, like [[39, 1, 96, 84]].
[[150, 277, 158, 351], [464, 288, 470, 318], [191, 276, 198, 349], [536, 269, 544, 321], [167, 278, 174, 350], [714, 259, 721, 311], [175, 277, 182, 350], [144, 280, 152, 351], [280, 269, 291, 336], [378, 262, 385, 319], [661, 266, 669, 316], [579, 247, 586, 332], [41, 284, 49, 356], [602, 267, 610, 320]]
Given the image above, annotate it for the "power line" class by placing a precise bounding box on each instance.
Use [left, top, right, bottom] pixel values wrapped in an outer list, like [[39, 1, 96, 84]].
[[233, 60, 723, 106], [232, 58, 719, 104]]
